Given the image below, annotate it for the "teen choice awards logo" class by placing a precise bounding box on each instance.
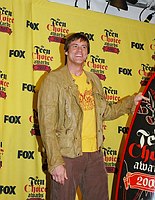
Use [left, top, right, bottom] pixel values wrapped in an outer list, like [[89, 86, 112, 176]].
[[103, 146, 118, 173], [24, 176, 46, 200], [101, 29, 121, 54], [0, 70, 9, 99], [47, 17, 70, 44], [0, 7, 14, 34], [33, 45, 53, 72]]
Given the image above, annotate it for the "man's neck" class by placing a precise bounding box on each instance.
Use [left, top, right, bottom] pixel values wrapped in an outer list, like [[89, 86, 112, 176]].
[[68, 64, 84, 76]]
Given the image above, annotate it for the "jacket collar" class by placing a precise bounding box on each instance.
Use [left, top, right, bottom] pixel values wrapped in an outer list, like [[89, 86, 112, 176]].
[[63, 65, 93, 83], [62, 65, 99, 93]]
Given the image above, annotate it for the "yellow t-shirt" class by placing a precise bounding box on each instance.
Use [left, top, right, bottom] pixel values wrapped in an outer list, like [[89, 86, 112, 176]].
[[72, 72, 97, 152]]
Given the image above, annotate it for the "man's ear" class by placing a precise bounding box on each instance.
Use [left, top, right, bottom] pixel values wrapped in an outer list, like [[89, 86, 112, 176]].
[[65, 51, 68, 55]]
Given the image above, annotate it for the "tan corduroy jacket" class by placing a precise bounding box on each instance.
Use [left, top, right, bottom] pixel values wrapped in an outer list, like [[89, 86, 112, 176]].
[[37, 65, 135, 174]]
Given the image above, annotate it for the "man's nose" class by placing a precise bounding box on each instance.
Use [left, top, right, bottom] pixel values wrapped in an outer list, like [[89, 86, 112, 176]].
[[77, 46, 82, 51]]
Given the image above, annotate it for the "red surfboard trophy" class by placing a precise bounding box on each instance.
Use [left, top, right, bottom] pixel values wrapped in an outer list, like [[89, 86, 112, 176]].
[[115, 73, 155, 200]]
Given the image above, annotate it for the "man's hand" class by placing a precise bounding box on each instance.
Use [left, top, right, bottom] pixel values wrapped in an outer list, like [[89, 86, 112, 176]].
[[51, 165, 68, 185], [134, 92, 149, 105]]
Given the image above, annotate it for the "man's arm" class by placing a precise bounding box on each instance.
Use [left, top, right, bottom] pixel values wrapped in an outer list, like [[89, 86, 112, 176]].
[[37, 73, 65, 174], [103, 93, 149, 121]]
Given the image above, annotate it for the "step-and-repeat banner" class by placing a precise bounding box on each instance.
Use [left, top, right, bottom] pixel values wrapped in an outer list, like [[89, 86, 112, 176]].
[[0, 0, 155, 199]]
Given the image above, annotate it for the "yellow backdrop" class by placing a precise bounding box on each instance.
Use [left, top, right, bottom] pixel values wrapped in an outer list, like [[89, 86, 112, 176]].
[[0, 0, 155, 199]]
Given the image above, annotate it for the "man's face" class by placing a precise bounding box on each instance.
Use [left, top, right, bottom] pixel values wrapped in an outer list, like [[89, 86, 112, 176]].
[[66, 38, 88, 66]]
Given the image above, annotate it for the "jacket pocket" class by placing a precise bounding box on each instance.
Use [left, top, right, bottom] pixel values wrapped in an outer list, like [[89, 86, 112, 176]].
[[56, 129, 74, 148]]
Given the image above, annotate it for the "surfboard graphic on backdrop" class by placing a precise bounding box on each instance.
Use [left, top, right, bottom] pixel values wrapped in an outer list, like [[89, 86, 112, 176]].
[[115, 73, 155, 200]]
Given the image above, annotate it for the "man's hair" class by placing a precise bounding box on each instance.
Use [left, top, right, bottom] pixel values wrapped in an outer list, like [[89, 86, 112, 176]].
[[64, 32, 90, 54]]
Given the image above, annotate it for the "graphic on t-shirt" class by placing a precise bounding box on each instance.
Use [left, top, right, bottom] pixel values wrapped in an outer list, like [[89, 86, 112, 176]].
[[79, 89, 95, 111]]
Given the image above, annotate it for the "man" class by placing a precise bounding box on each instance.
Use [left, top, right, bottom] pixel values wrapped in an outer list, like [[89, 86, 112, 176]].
[[37, 32, 148, 200]]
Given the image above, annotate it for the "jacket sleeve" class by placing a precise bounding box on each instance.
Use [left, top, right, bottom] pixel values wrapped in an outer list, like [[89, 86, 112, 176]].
[[37, 73, 65, 174], [103, 95, 136, 121], [91, 73, 136, 121]]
